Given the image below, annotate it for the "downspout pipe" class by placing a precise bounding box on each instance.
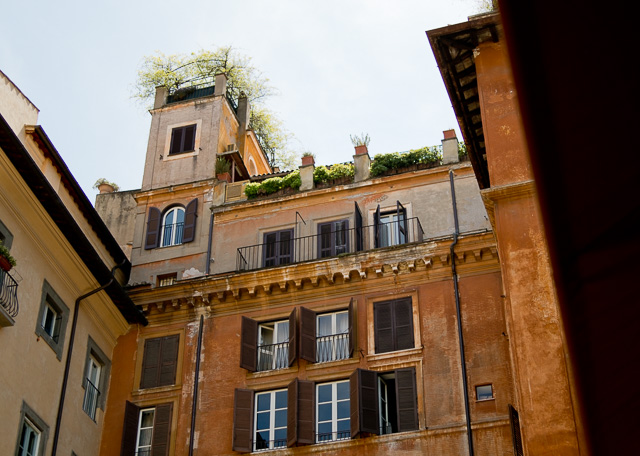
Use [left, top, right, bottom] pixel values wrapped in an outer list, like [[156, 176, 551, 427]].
[[189, 314, 205, 456], [51, 260, 128, 456], [449, 170, 475, 456]]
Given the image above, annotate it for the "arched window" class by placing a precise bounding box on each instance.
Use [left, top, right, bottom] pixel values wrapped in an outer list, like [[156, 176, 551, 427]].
[[161, 207, 185, 247]]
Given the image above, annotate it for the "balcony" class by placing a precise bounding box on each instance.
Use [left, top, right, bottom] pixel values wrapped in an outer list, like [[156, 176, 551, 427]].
[[82, 378, 100, 421], [0, 268, 18, 326], [257, 341, 289, 372], [236, 217, 424, 272]]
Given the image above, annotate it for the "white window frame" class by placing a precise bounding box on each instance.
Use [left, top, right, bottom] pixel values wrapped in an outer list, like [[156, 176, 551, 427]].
[[82, 355, 102, 420], [135, 408, 155, 456], [17, 418, 40, 456], [40, 302, 58, 339], [257, 320, 289, 371], [253, 389, 288, 451], [316, 380, 350, 443], [378, 376, 391, 435], [160, 207, 185, 247], [163, 119, 202, 160], [316, 311, 349, 363]]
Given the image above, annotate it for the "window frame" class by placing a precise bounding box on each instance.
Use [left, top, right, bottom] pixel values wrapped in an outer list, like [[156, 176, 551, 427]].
[[121, 402, 173, 456], [316, 380, 350, 443], [300, 299, 355, 365], [0, 218, 13, 249], [34, 281, 69, 360], [257, 320, 290, 372], [317, 219, 350, 258], [139, 334, 180, 390], [82, 336, 111, 419], [253, 389, 288, 451], [163, 119, 202, 160], [373, 297, 415, 354], [160, 206, 185, 247], [168, 124, 196, 155], [476, 384, 494, 401], [15, 401, 49, 456], [262, 228, 294, 268]]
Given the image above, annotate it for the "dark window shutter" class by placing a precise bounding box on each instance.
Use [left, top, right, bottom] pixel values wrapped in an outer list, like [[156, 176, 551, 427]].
[[263, 232, 277, 267], [354, 202, 363, 251], [374, 204, 381, 248], [120, 401, 139, 456], [140, 338, 161, 389], [299, 306, 316, 363], [232, 389, 254, 453], [278, 229, 294, 264], [145, 207, 161, 250], [183, 125, 196, 151], [396, 201, 407, 240], [287, 378, 314, 447], [151, 403, 172, 456], [374, 301, 394, 354], [158, 335, 179, 387], [182, 198, 198, 243], [395, 367, 418, 432], [350, 368, 379, 438], [287, 378, 298, 447], [288, 308, 297, 367], [394, 298, 414, 351], [318, 222, 332, 258], [335, 220, 349, 254], [170, 128, 182, 154], [240, 316, 258, 372], [348, 298, 355, 357]]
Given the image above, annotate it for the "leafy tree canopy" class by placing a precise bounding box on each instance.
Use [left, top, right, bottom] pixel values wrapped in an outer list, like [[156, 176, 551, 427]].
[[133, 46, 297, 169]]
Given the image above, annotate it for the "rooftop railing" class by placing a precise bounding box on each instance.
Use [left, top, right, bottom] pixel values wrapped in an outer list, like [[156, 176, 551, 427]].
[[236, 217, 424, 272], [0, 269, 18, 319]]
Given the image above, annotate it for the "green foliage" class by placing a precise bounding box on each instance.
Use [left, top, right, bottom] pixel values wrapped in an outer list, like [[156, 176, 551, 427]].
[[314, 163, 355, 184], [370, 146, 442, 177], [350, 133, 370, 147], [313, 166, 331, 184], [244, 170, 301, 198], [0, 241, 16, 267], [134, 46, 294, 168], [458, 142, 468, 160], [93, 178, 120, 191], [215, 157, 231, 175]]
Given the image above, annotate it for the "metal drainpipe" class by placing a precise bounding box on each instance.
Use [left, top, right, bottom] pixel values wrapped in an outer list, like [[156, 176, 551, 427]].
[[51, 260, 128, 456], [205, 211, 214, 275], [449, 170, 475, 456], [189, 314, 205, 456]]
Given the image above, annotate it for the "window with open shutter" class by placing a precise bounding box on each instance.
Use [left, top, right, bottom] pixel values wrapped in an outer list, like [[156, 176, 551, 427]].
[[395, 367, 419, 432], [120, 401, 139, 455], [169, 124, 196, 155], [145, 207, 161, 250], [317, 220, 349, 258], [373, 297, 414, 354], [354, 202, 363, 251], [287, 379, 315, 447], [181, 198, 198, 243], [288, 308, 298, 367], [240, 317, 258, 372], [233, 389, 254, 453], [300, 307, 316, 363], [151, 403, 172, 456], [263, 229, 294, 267], [350, 369, 379, 438], [140, 335, 179, 389]]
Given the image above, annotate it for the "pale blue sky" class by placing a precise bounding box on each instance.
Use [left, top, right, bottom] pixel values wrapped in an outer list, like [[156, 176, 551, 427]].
[[1, 0, 478, 201]]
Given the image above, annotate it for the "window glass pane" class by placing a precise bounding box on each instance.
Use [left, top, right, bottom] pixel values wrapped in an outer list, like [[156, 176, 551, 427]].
[[256, 411, 270, 430], [317, 315, 332, 336], [140, 410, 154, 427], [275, 409, 287, 428], [275, 391, 287, 409], [337, 381, 349, 400], [176, 209, 185, 223], [276, 321, 289, 343], [257, 394, 270, 411], [317, 384, 332, 403], [337, 400, 349, 419], [317, 422, 331, 438], [259, 326, 273, 346], [139, 428, 152, 446], [336, 312, 348, 333], [337, 419, 350, 432], [318, 403, 332, 422], [476, 384, 493, 400], [274, 429, 287, 444]]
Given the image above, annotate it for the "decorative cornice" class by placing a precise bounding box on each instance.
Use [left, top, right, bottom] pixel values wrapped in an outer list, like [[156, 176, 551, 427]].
[[480, 180, 536, 231]]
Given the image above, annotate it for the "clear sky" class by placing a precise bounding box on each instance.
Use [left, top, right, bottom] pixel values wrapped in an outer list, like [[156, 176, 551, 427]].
[[1, 0, 480, 201]]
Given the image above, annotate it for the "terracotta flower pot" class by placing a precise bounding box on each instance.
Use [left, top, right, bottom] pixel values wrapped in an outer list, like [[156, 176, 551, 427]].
[[217, 172, 231, 183], [0, 255, 12, 272], [301, 155, 315, 166]]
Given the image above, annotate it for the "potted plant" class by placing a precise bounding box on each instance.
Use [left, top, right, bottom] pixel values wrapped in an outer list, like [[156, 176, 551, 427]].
[[301, 152, 315, 166], [215, 157, 232, 182], [350, 133, 370, 156], [0, 241, 16, 272], [93, 178, 120, 194]]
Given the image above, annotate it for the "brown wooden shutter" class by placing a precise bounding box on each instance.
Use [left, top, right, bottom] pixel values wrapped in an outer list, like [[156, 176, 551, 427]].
[[299, 306, 316, 363], [350, 369, 379, 438], [240, 316, 258, 372], [287, 378, 314, 447], [354, 202, 363, 251], [373, 301, 394, 354], [288, 308, 297, 367], [144, 207, 161, 250], [140, 338, 161, 389], [120, 401, 139, 456], [287, 379, 298, 447], [395, 367, 418, 432], [158, 335, 179, 387], [348, 298, 355, 357], [170, 128, 182, 154], [374, 204, 381, 248], [394, 298, 414, 351], [151, 403, 172, 456], [184, 125, 196, 151], [232, 389, 254, 453], [182, 198, 198, 243]]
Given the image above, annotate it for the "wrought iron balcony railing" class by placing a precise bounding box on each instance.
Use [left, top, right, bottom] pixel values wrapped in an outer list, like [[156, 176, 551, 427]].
[[0, 268, 19, 318], [82, 378, 100, 421], [257, 341, 289, 372], [316, 430, 351, 443], [252, 437, 287, 452], [161, 222, 184, 247], [236, 217, 424, 272], [316, 333, 349, 363]]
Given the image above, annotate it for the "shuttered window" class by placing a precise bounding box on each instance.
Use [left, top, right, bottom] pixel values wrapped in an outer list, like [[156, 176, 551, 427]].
[[287, 379, 315, 447], [182, 198, 198, 243], [145, 199, 197, 250], [144, 207, 161, 250], [373, 297, 414, 354], [374, 201, 407, 248], [169, 124, 196, 155], [240, 310, 296, 372], [140, 335, 179, 389], [263, 229, 294, 267], [120, 402, 172, 456], [354, 202, 364, 251], [317, 219, 349, 258], [232, 389, 254, 453], [300, 299, 355, 364]]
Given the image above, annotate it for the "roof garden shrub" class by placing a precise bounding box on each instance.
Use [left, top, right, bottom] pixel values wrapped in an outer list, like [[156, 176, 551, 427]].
[[244, 170, 301, 199], [314, 163, 355, 184], [370, 146, 442, 177]]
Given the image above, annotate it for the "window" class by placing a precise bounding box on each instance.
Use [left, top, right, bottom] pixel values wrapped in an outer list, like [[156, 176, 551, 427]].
[[351, 367, 418, 436], [317, 220, 349, 258], [82, 337, 111, 421], [15, 402, 48, 456], [0, 218, 13, 249], [240, 310, 296, 373], [254, 390, 288, 451], [316, 380, 350, 443], [373, 297, 414, 354], [144, 199, 198, 250], [300, 300, 355, 364], [169, 124, 196, 155], [160, 207, 184, 247], [140, 335, 179, 389], [476, 384, 494, 401], [35, 281, 69, 360], [263, 229, 294, 267], [121, 402, 172, 456], [374, 201, 408, 248], [157, 273, 177, 287]]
